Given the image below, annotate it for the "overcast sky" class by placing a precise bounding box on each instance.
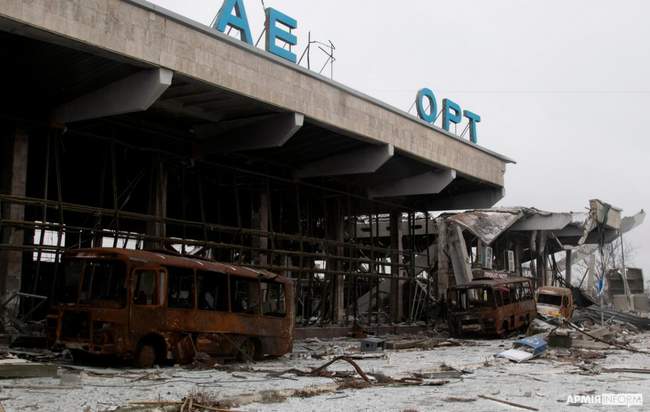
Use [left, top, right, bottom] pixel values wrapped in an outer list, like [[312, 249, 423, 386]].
[[149, 0, 650, 281]]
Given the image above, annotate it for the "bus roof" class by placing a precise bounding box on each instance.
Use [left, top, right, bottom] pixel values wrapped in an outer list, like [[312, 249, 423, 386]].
[[451, 277, 533, 289], [63, 248, 292, 284]]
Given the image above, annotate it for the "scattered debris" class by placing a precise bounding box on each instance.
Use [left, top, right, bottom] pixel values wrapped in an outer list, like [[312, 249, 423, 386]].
[[443, 396, 477, 403], [548, 328, 572, 348], [0, 358, 58, 379], [360, 338, 385, 352], [385, 338, 462, 351], [497, 335, 548, 363], [478, 395, 540, 411]]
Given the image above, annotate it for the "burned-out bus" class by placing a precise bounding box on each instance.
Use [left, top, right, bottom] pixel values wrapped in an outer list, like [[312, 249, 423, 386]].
[[448, 277, 537, 338], [47, 248, 294, 367]]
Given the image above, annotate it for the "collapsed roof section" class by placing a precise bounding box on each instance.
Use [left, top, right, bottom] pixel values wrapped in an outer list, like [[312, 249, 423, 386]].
[[443, 199, 640, 250]]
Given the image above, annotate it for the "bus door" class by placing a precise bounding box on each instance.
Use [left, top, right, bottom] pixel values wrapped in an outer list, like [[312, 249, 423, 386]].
[[130, 266, 167, 335], [495, 285, 511, 330]]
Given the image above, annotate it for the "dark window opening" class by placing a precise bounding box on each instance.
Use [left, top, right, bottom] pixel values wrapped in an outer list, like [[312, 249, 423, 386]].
[[79, 260, 127, 308], [60, 260, 83, 303], [167, 267, 195, 309], [497, 286, 511, 306], [134, 270, 161, 305], [197, 271, 228, 312], [452, 287, 495, 311], [538, 294, 563, 306], [261, 281, 286, 317], [231, 277, 259, 314]]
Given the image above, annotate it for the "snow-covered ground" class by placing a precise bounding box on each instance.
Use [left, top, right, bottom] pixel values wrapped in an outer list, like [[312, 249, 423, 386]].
[[2, 333, 650, 411]]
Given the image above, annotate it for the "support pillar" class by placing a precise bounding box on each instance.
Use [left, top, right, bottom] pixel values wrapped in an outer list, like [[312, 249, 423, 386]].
[[536, 231, 547, 287], [565, 250, 573, 286], [390, 212, 404, 323], [251, 191, 269, 266], [0, 127, 29, 309], [145, 154, 167, 249], [436, 218, 449, 299]]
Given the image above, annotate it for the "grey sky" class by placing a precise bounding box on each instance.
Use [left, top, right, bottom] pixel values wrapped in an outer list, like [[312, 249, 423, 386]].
[[148, 0, 650, 279]]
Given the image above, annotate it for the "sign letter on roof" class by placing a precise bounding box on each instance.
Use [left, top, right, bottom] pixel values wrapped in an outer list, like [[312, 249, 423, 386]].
[[265, 8, 298, 63], [215, 0, 253, 44]]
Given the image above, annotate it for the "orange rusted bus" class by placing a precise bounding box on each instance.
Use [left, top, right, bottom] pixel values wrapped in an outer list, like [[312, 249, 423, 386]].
[[47, 248, 294, 367], [448, 277, 537, 338]]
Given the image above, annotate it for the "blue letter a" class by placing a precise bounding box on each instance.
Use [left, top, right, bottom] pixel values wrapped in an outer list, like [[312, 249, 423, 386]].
[[215, 0, 253, 45]]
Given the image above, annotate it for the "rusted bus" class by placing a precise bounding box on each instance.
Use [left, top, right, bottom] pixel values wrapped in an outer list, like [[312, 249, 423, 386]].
[[47, 248, 295, 367], [536, 286, 575, 320], [448, 277, 537, 338]]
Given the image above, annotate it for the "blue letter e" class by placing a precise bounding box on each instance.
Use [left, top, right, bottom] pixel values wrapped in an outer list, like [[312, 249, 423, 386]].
[[215, 0, 253, 45], [265, 8, 298, 63]]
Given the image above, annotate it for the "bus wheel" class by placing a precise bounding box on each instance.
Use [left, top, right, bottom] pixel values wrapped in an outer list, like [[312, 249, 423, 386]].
[[238, 339, 258, 363], [135, 344, 157, 368]]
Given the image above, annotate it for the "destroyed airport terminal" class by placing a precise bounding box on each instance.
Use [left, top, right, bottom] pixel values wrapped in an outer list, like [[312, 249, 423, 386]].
[[0, 0, 649, 411]]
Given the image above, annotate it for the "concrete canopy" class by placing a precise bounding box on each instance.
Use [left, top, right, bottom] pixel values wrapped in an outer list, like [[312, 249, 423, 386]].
[[0, 0, 514, 211]]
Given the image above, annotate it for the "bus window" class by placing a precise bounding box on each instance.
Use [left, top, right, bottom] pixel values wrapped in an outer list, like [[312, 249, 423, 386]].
[[500, 287, 512, 305], [79, 260, 127, 308], [231, 277, 259, 314], [134, 270, 163, 305], [167, 267, 195, 309], [261, 281, 286, 317], [197, 271, 228, 312], [522, 282, 533, 300], [495, 288, 504, 306], [61, 260, 84, 303], [456, 287, 495, 310], [509, 283, 522, 302]]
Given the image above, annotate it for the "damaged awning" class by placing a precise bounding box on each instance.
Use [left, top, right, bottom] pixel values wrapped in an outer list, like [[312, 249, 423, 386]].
[[445, 208, 526, 245]]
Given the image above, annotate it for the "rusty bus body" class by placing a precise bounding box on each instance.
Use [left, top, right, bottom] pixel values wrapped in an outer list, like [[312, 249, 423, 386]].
[[448, 277, 537, 338], [536, 286, 575, 320], [47, 248, 294, 367]]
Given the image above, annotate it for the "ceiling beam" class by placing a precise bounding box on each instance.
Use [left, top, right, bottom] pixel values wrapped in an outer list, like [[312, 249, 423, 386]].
[[296, 144, 394, 179], [200, 112, 304, 153], [53, 68, 173, 123], [369, 169, 456, 199], [430, 187, 505, 211]]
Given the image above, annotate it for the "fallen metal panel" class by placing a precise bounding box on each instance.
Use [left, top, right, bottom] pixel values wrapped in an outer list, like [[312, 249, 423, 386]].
[[446, 208, 525, 245]]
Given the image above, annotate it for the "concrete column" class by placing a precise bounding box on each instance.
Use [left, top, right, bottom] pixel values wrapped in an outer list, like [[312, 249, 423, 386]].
[[333, 220, 345, 325], [326, 200, 345, 324], [436, 218, 449, 298], [565, 250, 573, 286], [536, 231, 547, 287], [145, 154, 167, 249], [251, 192, 269, 266], [0, 127, 29, 306], [390, 212, 404, 323]]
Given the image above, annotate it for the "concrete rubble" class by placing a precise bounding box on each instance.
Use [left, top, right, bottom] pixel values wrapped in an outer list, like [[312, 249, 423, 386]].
[[0, 316, 648, 411]]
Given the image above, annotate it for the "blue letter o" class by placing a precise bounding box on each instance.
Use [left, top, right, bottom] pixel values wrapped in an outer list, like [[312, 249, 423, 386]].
[[416, 88, 438, 124]]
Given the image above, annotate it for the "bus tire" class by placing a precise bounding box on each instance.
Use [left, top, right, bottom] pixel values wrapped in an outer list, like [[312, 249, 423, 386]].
[[135, 344, 157, 368]]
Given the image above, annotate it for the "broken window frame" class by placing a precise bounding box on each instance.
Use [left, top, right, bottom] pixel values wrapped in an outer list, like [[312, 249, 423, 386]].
[[78, 259, 128, 308], [166, 266, 196, 310], [197, 270, 229, 312], [133, 268, 165, 306], [32, 221, 66, 263], [260, 280, 287, 318], [230, 275, 261, 315]]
